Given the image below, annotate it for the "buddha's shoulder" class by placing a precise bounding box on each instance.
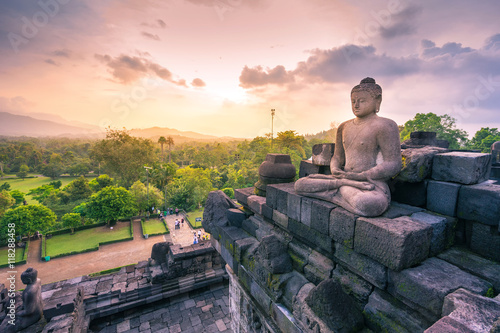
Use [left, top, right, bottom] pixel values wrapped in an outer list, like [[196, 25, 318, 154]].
[[372, 116, 398, 129]]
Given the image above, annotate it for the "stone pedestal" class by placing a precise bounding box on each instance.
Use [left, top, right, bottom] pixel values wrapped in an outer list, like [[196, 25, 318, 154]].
[[254, 154, 296, 196]]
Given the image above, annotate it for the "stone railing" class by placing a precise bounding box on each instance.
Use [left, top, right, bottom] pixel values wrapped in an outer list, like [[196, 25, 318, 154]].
[[203, 149, 500, 332]]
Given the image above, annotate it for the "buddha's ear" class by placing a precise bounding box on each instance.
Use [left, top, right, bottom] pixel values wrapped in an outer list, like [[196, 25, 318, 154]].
[[376, 96, 382, 111]]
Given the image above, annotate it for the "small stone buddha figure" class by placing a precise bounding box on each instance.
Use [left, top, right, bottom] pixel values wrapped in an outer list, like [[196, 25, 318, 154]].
[[0, 268, 43, 333], [295, 78, 401, 217]]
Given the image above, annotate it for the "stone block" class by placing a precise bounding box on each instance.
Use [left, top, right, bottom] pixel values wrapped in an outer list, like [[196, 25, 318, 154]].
[[304, 250, 334, 285], [241, 216, 258, 237], [390, 180, 427, 207], [424, 316, 475, 333], [288, 218, 333, 255], [426, 180, 461, 216], [234, 237, 259, 262], [354, 216, 433, 271], [457, 180, 500, 226], [226, 208, 247, 228], [310, 200, 336, 234], [235, 187, 255, 207], [262, 203, 273, 220], [267, 183, 294, 216], [331, 265, 373, 310], [442, 288, 500, 333], [250, 279, 272, 314], [282, 272, 309, 310], [470, 222, 500, 262], [382, 202, 424, 219], [300, 197, 313, 227], [247, 195, 266, 215], [271, 303, 302, 333], [432, 152, 492, 185], [388, 257, 493, 321], [397, 146, 448, 183], [311, 143, 335, 166], [330, 207, 357, 248], [299, 160, 330, 178], [334, 243, 387, 289], [219, 226, 251, 255], [287, 190, 302, 222], [363, 289, 433, 333], [411, 212, 451, 256], [288, 240, 311, 273], [273, 210, 288, 229], [437, 247, 500, 294], [265, 184, 278, 209]]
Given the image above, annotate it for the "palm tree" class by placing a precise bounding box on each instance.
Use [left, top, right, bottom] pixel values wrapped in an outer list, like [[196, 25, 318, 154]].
[[158, 136, 167, 161], [166, 136, 174, 162]]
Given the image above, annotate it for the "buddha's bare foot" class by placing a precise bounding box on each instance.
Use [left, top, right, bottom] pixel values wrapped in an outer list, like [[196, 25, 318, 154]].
[[343, 180, 374, 191]]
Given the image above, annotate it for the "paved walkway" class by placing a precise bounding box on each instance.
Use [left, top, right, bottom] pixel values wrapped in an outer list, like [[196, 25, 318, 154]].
[[0, 214, 205, 288]]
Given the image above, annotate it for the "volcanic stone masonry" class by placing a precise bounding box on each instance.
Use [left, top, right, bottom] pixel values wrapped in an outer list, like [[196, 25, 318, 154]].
[[203, 148, 500, 333]]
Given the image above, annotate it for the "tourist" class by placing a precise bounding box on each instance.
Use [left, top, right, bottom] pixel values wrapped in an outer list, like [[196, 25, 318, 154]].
[[175, 208, 179, 216], [181, 218, 184, 227], [295, 78, 401, 217]]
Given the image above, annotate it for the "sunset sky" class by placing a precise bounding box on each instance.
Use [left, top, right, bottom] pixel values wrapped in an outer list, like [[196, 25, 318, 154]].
[[1, 0, 499, 138]]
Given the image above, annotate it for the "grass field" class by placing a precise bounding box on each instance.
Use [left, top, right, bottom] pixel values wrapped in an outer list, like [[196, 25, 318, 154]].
[[45, 222, 132, 257], [0, 175, 83, 204], [0, 246, 25, 266], [185, 208, 204, 228], [142, 218, 169, 236]]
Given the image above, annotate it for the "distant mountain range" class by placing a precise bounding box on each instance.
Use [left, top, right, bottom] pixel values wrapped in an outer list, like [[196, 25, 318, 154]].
[[0, 111, 242, 142]]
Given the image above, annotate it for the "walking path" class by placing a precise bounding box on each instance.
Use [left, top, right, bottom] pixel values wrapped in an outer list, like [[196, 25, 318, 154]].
[[0, 213, 205, 287]]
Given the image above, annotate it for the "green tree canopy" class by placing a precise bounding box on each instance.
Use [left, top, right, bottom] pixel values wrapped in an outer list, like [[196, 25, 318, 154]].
[[62, 212, 81, 234], [16, 164, 29, 179], [89, 174, 114, 192], [90, 128, 157, 187], [129, 180, 164, 214], [166, 166, 214, 211], [86, 186, 136, 224], [63, 176, 92, 202], [400, 113, 468, 149], [0, 190, 15, 216], [1, 204, 56, 239], [468, 127, 500, 152]]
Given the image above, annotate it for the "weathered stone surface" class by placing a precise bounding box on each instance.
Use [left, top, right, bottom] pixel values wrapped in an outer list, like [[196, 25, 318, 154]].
[[310, 200, 336, 234], [364, 289, 432, 333], [437, 247, 500, 292], [300, 197, 313, 227], [426, 180, 461, 216], [274, 183, 296, 216], [151, 242, 171, 264], [247, 195, 266, 216], [442, 288, 500, 333], [334, 243, 387, 289], [388, 257, 493, 320], [354, 216, 432, 271], [266, 183, 278, 209], [298, 160, 330, 178], [470, 222, 500, 262], [41, 314, 74, 333], [288, 240, 311, 273], [411, 212, 452, 256], [390, 180, 427, 207], [305, 279, 364, 332], [432, 152, 492, 185], [256, 235, 292, 274], [288, 218, 333, 255], [203, 191, 238, 234], [331, 265, 373, 310], [311, 143, 335, 166], [330, 207, 357, 248], [282, 272, 309, 310], [219, 226, 251, 256], [287, 190, 302, 222], [397, 146, 448, 183], [271, 303, 302, 333], [424, 315, 475, 333], [381, 202, 424, 219], [401, 131, 449, 149], [234, 186, 255, 206], [273, 210, 288, 229], [226, 208, 247, 228], [304, 250, 334, 285], [255, 154, 296, 196], [457, 180, 500, 226]]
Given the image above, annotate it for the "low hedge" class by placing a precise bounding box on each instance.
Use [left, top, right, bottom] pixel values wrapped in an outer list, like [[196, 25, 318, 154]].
[[49, 222, 107, 236], [22, 241, 29, 262], [47, 245, 99, 260], [141, 218, 169, 237], [0, 242, 28, 268], [41, 236, 47, 259]]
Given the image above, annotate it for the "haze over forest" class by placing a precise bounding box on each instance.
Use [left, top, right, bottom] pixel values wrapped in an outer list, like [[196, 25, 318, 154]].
[[1, 1, 500, 139]]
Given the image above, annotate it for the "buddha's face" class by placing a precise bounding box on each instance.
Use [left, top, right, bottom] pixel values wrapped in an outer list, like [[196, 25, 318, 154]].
[[351, 91, 380, 118]]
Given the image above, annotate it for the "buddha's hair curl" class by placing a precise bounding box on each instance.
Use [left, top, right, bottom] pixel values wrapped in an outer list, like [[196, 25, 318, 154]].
[[351, 77, 382, 100]]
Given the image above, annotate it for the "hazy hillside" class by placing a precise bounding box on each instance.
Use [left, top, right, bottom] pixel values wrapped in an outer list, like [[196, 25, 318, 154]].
[[128, 127, 243, 143], [0, 112, 102, 138]]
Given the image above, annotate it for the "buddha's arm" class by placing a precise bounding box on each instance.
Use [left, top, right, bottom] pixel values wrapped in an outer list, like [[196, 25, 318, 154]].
[[330, 124, 346, 176]]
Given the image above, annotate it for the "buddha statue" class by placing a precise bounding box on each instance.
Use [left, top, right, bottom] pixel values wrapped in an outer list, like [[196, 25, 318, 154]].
[[295, 78, 401, 217]]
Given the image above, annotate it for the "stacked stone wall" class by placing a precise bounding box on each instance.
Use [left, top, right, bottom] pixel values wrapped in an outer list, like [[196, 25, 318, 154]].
[[206, 149, 500, 332]]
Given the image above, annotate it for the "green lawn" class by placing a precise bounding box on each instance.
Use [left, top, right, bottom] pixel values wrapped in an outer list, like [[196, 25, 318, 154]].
[[45, 222, 132, 258], [0, 246, 25, 267], [185, 208, 204, 228], [1, 175, 83, 204], [142, 218, 169, 236]]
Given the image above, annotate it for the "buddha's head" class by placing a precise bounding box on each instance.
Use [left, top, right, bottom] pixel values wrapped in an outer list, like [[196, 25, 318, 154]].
[[351, 77, 382, 117], [21, 267, 38, 285]]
